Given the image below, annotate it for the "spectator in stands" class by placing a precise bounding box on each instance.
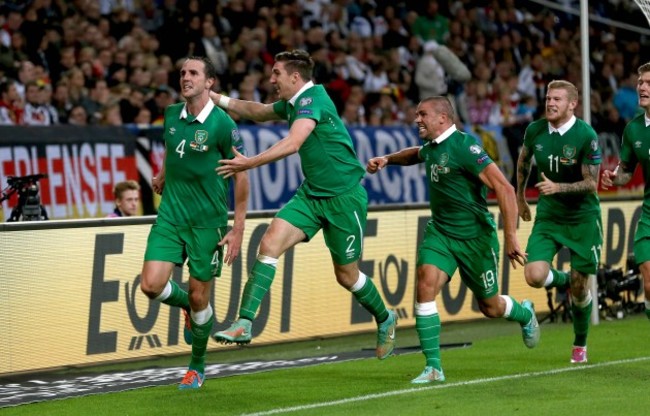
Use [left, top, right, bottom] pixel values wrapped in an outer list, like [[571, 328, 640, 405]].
[[415, 40, 471, 102], [107, 179, 140, 217], [15, 60, 36, 101], [145, 85, 174, 126], [614, 72, 641, 122], [119, 87, 145, 124], [67, 104, 89, 126], [411, 0, 449, 44], [99, 99, 123, 126], [0, 78, 23, 125], [79, 78, 111, 124], [23, 81, 52, 126], [51, 80, 73, 123]]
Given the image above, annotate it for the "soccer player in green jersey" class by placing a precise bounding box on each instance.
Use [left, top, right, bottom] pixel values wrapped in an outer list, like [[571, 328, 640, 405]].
[[139, 56, 249, 389], [209, 49, 397, 360], [367, 96, 535, 384], [516, 80, 602, 364], [602, 62, 650, 321]]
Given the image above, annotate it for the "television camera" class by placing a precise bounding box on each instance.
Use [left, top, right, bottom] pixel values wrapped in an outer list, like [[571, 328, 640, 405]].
[[597, 255, 644, 319], [0, 174, 49, 222]]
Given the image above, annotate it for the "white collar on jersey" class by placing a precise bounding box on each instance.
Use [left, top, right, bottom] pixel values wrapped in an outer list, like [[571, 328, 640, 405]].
[[288, 81, 315, 106], [645, 113, 650, 127], [548, 115, 576, 136], [179, 99, 215, 123], [432, 124, 458, 144]]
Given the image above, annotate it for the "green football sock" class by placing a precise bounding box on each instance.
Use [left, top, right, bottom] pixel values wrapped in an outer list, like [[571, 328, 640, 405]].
[[239, 260, 276, 321], [416, 314, 442, 370], [504, 296, 533, 326], [188, 315, 214, 374], [645, 309, 650, 320], [548, 269, 570, 289], [161, 280, 190, 311], [352, 278, 389, 323], [572, 299, 592, 347]]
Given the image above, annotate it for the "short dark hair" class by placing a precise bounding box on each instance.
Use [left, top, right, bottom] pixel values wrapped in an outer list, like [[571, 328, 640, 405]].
[[274, 49, 314, 81], [186, 56, 217, 80], [421, 96, 456, 119]]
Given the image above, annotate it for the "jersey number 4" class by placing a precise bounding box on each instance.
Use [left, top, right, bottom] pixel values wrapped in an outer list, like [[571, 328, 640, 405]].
[[176, 140, 186, 158]]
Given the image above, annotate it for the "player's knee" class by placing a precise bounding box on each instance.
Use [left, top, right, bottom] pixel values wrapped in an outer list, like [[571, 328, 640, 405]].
[[479, 302, 500, 318], [524, 269, 545, 288], [140, 281, 158, 299]]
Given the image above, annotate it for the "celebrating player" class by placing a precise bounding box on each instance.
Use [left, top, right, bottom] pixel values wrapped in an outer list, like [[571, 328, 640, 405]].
[[516, 80, 602, 364], [367, 96, 535, 384]]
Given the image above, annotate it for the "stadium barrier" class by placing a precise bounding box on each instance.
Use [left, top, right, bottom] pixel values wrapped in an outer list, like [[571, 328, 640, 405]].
[[0, 199, 641, 375], [2, 124, 641, 221]]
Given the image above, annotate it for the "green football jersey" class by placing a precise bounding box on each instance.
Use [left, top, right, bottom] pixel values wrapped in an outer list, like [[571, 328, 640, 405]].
[[620, 113, 650, 218], [272, 84, 365, 197], [523, 117, 601, 223], [419, 129, 496, 239], [157, 100, 244, 227]]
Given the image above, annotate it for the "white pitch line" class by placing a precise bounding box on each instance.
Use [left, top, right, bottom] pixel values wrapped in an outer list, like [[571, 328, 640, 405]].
[[240, 356, 650, 416]]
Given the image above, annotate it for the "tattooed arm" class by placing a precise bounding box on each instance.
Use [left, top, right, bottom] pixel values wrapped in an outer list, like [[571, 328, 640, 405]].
[[536, 163, 600, 195], [602, 161, 634, 189]]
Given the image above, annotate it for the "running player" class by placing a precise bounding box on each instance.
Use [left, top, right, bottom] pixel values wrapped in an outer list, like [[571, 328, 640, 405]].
[[139, 56, 249, 389], [516, 80, 602, 364], [602, 62, 650, 322], [367, 96, 536, 384], [210, 49, 397, 360]]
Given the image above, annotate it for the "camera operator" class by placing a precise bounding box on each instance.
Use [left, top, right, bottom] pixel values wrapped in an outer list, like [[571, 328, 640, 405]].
[[107, 180, 140, 217]]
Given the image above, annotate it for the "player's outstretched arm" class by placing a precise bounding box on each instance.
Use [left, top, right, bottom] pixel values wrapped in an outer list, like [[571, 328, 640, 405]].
[[366, 146, 421, 173], [210, 91, 280, 122]]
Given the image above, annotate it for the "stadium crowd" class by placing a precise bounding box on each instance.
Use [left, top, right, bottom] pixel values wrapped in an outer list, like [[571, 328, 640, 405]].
[[0, 0, 648, 141]]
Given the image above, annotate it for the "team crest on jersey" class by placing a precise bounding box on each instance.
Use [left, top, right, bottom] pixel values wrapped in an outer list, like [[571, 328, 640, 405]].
[[535, 144, 544, 151], [439, 153, 449, 166], [562, 145, 576, 159], [590, 140, 598, 151], [169, 127, 176, 135], [469, 144, 482, 154], [635, 141, 642, 148], [190, 130, 209, 152], [299, 97, 313, 106]]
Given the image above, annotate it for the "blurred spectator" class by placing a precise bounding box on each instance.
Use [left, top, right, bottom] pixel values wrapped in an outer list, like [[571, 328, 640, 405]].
[[613, 72, 640, 122], [119, 87, 145, 124], [23, 81, 54, 126], [99, 99, 123, 126], [0, 78, 23, 125], [79, 78, 112, 124], [145, 85, 174, 126], [67, 104, 89, 126], [411, 0, 449, 44], [414, 40, 470, 101], [133, 106, 152, 126], [51, 80, 74, 123], [15, 60, 36, 101], [0, 9, 22, 48]]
